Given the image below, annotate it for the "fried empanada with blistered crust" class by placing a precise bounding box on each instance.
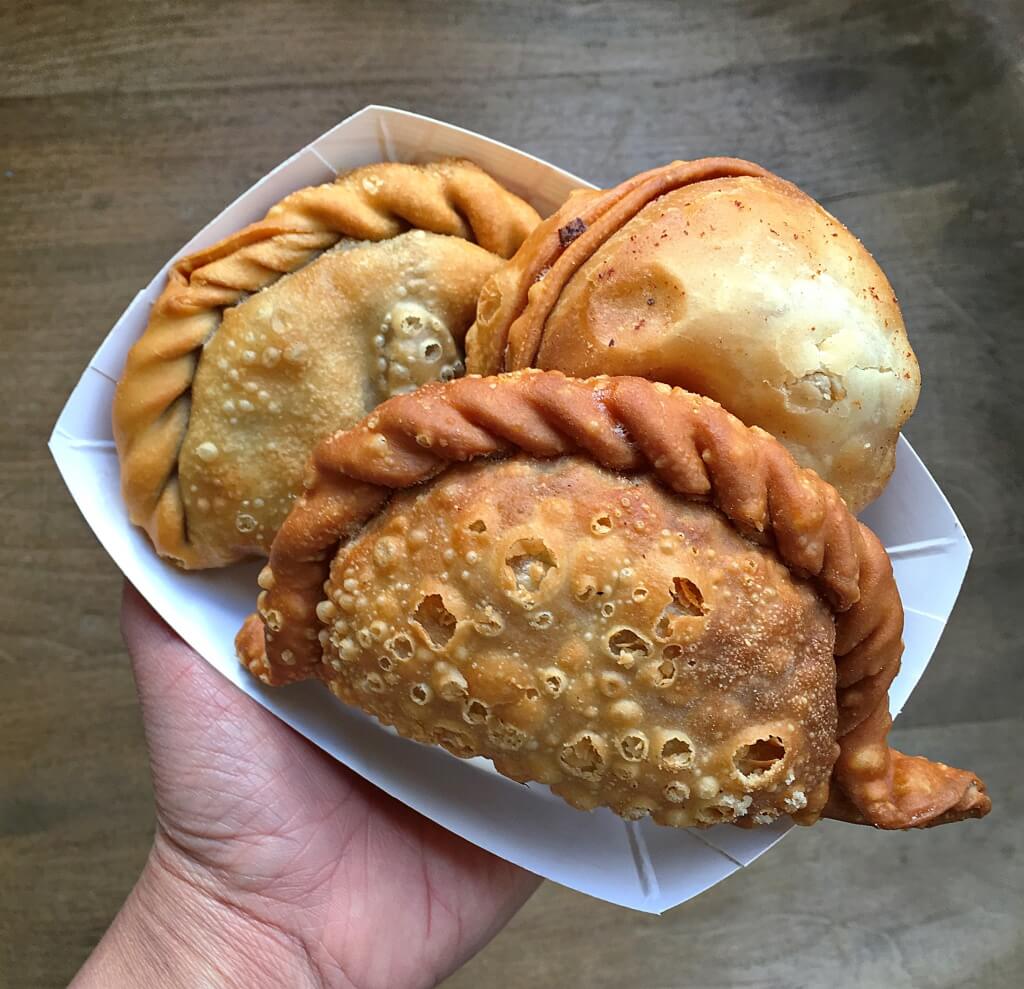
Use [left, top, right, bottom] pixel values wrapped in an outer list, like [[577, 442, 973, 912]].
[[316, 454, 839, 826], [236, 371, 989, 831], [114, 159, 540, 568], [176, 232, 498, 566]]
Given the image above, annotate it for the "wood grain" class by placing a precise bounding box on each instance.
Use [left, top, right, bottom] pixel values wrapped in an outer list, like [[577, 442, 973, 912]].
[[1, 1, 1021, 985]]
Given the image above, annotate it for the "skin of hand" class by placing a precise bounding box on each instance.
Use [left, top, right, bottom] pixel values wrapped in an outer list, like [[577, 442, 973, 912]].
[[73, 583, 539, 989]]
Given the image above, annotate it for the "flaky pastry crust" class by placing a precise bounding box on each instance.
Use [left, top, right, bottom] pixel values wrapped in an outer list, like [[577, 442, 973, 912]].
[[236, 370, 988, 830], [466, 158, 920, 511], [113, 159, 540, 568], [311, 454, 841, 827]]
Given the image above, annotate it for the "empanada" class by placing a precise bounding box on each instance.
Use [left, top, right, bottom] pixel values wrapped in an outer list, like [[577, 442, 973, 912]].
[[236, 371, 989, 830], [467, 158, 920, 512], [114, 159, 540, 568]]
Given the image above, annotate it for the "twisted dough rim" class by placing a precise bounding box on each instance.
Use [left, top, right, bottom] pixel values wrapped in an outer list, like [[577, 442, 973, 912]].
[[236, 370, 989, 829], [112, 158, 541, 568], [466, 156, 776, 375]]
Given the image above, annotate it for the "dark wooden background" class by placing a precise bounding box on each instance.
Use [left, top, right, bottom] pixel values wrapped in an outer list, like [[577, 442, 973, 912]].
[[2, 1, 1022, 986]]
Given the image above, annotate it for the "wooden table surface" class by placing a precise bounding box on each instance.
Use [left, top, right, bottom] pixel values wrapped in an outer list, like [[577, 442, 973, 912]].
[[2, 2, 1022, 986]]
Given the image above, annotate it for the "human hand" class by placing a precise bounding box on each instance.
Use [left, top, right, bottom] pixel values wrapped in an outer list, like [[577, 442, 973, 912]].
[[73, 583, 538, 988]]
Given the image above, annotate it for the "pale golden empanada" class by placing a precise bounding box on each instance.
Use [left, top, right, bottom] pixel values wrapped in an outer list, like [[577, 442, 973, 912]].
[[236, 371, 989, 831], [114, 159, 540, 568], [176, 232, 498, 566], [467, 159, 920, 512]]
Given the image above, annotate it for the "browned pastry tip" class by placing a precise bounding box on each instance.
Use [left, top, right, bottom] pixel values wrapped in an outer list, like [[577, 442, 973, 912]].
[[237, 370, 987, 830], [824, 727, 991, 829]]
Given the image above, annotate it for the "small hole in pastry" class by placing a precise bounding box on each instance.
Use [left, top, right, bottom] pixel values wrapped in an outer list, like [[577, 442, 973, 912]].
[[607, 628, 652, 667], [463, 699, 489, 724], [663, 781, 690, 804], [388, 634, 414, 660], [468, 519, 487, 533], [540, 667, 568, 697], [698, 803, 736, 825], [412, 594, 458, 649], [410, 683, 432, 705], [708, 794, 752, 824], [674, 578, 704, 612], [529, 610, 554, 629], [660, 734, 695, 770], [591, 515, 613, 535], [422, 340, 442, 362], [560, 732, 606, 779], [439, 360, 463, 383], [733, 736, 786, 781], [574, 576, 597, 601], [524, 687, 540, 701], [235, 513, 258, 534], [649, 656, 677, 687], [473, 610, 505, 636], [436, 665, 468, 701], [619, 732, 648, 761], [506, 538, 557, 594], [654, 577, 706, 639]]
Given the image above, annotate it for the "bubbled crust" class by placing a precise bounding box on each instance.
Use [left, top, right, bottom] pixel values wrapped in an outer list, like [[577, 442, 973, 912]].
[[178, 233, 499, 566], [466, 159, 920, 512], [236, 370, 989, 829], [113, 158, 540, 568], [317, 456, 839, 827]]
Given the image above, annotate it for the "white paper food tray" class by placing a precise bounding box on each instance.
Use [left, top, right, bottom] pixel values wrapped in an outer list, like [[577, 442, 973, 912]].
[[48, 106, 972, 913]]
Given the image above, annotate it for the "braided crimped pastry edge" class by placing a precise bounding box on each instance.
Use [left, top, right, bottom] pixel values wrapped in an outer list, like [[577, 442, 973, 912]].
[[235, 370, 989, 829], [465, 156, 774, 375], [113, 158, 541, 568]]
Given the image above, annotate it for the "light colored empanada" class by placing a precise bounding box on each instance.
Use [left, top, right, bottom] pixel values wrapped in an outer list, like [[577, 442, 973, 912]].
[[114, 159, 540, 568], [236, 371, 989, 831], [467, 158, 920, 512]]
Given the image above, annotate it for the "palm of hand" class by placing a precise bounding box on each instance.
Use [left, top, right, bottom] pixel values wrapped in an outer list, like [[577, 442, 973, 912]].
[[123, 586, 537, 989]]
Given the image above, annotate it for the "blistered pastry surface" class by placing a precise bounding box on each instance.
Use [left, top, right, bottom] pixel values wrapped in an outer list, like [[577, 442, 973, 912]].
[[113, 158, 540, 568], [317, 456, 838, 826], [179, 232, 493, 563], [236, 370, 989, 829]]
